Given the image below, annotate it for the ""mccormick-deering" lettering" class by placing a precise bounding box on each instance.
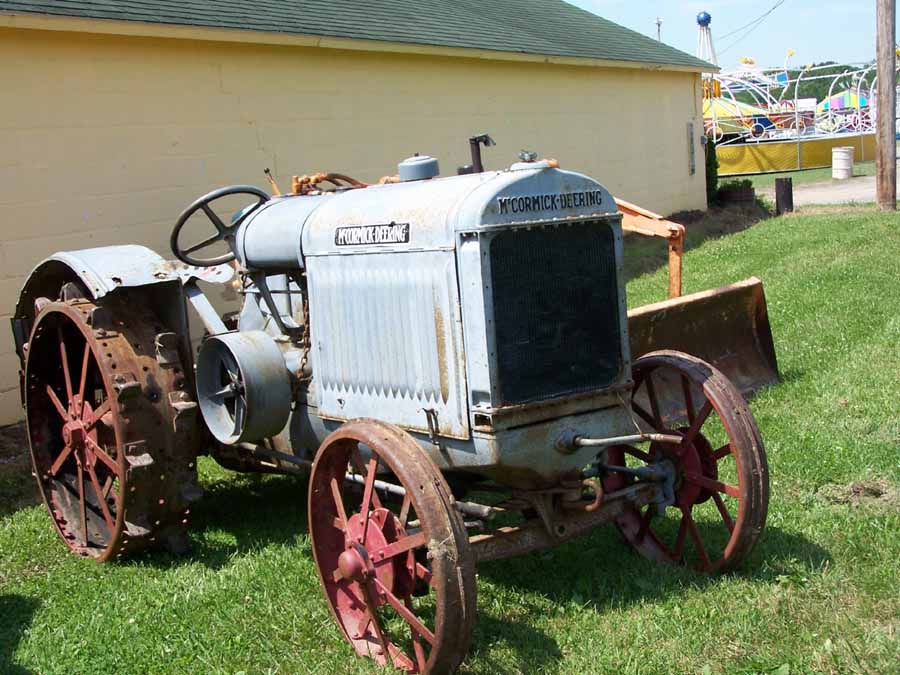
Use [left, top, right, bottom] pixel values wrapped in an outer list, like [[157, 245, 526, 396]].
[[334, 222, 411, 246], [496, 190, 605, 216]]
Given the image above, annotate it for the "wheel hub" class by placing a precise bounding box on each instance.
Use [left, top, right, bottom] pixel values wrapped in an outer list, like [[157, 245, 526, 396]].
[[61, 399, 97, 466], [341, 507, 413, 597], [650, 426, 717, 509], [337, 545, 371, 583]]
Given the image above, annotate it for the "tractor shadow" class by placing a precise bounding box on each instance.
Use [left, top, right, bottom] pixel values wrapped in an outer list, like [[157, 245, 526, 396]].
[[464, 611, 563, 674], [459, 521, 827, 672], [0, 595, 41, 675], [129, 470, 829, 672], [137, 471, 309, 571], [477, 521, 830, 614]]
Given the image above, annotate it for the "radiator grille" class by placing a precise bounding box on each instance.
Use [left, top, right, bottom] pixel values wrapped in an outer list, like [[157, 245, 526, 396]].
[[489, 220, 622, 405]]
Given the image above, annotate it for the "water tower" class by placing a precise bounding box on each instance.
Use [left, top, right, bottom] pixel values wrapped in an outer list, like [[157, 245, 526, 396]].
[[696, 11, 718, 66]]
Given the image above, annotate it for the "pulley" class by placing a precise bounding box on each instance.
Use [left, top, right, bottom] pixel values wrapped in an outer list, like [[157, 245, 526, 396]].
[[196, 331, 292, 445]]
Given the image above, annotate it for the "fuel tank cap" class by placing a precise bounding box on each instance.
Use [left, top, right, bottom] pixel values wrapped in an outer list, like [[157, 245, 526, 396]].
[[398, 154, 440, 182]]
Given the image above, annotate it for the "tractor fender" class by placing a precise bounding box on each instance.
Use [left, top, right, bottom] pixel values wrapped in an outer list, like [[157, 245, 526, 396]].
[[12, 245, 230, 368], [15, 245, 179, 319]]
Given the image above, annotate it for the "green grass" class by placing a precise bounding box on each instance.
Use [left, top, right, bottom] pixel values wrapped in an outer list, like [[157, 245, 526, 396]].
[[2, 207, 900, 674], [745, 161, 876, 190]]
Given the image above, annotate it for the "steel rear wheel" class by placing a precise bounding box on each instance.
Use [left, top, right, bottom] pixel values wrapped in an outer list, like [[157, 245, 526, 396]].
[[309, 420, 476, 674], [604, 350, 769, 573], [24, 297, 201, 560]]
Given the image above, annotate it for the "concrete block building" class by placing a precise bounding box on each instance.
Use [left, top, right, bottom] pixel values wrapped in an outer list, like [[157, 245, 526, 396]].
[[0, 0, 713, 423]]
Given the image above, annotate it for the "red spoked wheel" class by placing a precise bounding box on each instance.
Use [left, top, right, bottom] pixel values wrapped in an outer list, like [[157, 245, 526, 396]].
[[604, 350, 769, 572], [24, 298, 201, 560], [309, 420, 475, 674]]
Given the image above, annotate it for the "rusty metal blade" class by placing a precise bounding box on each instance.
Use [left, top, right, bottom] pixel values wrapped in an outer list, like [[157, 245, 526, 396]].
[[628, 277, 779, 397]]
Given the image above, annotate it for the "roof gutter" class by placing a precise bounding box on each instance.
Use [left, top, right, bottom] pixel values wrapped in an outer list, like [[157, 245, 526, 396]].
[[0, 12, 718, 73]]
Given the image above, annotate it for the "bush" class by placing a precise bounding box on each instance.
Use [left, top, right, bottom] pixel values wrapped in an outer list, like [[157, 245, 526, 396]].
[[705, 135, 719, 206], [719, 178, 753, 192]]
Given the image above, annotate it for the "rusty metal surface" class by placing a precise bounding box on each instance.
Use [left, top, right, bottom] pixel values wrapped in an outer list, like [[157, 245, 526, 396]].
[[24, 296, 202, 560], [309, 419, 476, 674], [628, 277, 779, 398], [470, 482, 660, 563]]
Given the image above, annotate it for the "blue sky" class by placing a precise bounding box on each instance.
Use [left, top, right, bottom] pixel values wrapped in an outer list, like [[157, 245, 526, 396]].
[[568, 0, 889, 69]]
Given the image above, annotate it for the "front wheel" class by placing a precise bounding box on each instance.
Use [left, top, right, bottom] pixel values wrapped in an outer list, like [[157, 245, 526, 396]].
[[309, 419, 476, 674], [604, 350, 769, 572]]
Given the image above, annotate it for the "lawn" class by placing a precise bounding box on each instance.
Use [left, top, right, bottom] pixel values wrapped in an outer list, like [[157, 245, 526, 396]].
[[743, 161, 876, 190], [2, 206, 899, 674]]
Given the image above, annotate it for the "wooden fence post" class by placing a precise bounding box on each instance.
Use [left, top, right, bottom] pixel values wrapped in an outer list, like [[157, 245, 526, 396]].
[[775, 178, 794, 215]]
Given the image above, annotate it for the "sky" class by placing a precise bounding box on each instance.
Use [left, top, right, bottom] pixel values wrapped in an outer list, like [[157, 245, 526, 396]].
[[568, 0, 891, 70]]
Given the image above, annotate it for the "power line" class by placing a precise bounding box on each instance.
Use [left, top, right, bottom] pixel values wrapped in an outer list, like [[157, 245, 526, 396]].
[[719, 0, 786, 41], [719, 0, 788, 56], [719, 19, 769, 55]]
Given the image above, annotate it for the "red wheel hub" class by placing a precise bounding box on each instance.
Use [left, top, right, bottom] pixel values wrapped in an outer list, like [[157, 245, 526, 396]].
[[337, 546, 370, 583], [61, 399, 96, 462], [338, 507, 414, 598]]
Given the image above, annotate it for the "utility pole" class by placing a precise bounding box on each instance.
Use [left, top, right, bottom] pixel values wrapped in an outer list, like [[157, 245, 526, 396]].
[[876, 0, 896, 210], [656, 17, 663, 41]]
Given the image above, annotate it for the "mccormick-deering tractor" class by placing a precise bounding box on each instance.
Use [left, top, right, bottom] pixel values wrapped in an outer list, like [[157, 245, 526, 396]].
[[11, 138, 778, 673]]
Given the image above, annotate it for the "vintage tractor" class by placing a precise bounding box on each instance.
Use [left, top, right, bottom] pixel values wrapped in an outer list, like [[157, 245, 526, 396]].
[[11, 141, 777, 673]]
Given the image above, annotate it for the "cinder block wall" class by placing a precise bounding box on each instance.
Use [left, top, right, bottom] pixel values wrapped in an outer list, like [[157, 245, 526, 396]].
[[0, 26, 705, 424]]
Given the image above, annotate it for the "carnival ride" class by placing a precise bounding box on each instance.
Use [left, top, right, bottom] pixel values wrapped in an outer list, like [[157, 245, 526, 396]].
[[696, 11, 898, 175]]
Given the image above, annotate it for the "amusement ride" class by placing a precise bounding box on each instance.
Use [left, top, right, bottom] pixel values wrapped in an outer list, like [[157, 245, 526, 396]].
[[695, 11, 899, 174]]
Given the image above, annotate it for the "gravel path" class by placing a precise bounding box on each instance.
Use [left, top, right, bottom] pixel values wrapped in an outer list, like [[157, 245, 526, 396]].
[[759, 163, 900, 206]]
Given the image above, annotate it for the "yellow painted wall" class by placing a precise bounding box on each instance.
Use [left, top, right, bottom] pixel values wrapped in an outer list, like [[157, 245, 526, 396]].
[[0, 26, 706, 424]]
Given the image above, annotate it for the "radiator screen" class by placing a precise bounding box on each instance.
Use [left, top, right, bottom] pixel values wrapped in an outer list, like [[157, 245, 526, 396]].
[[489, 220, 622, 405]]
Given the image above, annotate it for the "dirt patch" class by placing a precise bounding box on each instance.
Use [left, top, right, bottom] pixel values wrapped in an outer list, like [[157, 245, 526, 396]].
[[0, 422, 39, 516], [816, 480, 900, 511]]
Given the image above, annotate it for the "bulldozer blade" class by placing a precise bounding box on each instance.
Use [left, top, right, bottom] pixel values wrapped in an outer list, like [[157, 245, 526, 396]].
[[627, 277, 779, 398]]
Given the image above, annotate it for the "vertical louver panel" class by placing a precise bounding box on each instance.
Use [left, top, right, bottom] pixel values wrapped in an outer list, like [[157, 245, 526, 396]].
[[307, 251, 469, 439]]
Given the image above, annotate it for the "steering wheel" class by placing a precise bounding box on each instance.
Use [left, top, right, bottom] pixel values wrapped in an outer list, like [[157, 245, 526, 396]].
[[171, 185, 269, 266]]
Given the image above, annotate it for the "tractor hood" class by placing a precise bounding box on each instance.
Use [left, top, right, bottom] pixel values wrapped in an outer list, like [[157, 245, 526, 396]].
[[301, 165, 619, 257], [236, 164, 619, 269]]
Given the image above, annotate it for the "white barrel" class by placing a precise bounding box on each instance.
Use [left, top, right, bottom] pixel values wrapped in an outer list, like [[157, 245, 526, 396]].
[[832, 146, 855, 180]]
